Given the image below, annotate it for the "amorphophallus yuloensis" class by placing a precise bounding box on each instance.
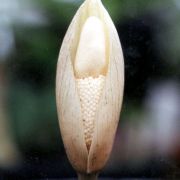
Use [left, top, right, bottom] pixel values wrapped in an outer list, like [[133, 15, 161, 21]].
[[56, 0, 124, 179]]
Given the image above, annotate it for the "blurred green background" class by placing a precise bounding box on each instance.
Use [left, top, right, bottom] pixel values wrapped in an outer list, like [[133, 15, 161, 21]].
[[0, 0, 180, 178]]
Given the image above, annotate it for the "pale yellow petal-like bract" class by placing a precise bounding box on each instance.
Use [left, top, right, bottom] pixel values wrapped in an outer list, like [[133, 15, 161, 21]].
[[56, 0, 124, 178]]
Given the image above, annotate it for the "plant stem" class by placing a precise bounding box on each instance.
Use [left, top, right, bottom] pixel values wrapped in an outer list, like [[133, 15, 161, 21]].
[[78, 173, 98, 180]]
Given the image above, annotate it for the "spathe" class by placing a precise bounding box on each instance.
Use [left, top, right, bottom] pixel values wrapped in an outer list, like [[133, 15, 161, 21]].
[[56, 0, 124, 178]]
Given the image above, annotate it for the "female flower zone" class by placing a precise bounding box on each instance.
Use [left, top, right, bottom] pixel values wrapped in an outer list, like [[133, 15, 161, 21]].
[[56, 0, 124, 179]]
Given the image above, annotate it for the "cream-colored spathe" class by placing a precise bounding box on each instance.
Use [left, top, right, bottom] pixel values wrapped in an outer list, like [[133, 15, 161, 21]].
[[56, 0, 124, 177]]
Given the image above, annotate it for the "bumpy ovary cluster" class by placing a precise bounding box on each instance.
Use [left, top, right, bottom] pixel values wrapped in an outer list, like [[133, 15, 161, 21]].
[[77, 75, 105, 150]]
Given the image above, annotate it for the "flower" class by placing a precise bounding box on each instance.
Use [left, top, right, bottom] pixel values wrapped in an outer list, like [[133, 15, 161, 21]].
[[56, 0, 124, 178]]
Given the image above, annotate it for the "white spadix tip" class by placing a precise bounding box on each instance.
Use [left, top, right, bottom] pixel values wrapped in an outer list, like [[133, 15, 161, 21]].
[[74, 16, 107, 78]]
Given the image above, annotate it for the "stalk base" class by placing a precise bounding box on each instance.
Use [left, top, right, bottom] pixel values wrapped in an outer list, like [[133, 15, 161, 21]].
[[78, 173, 98, 180]]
